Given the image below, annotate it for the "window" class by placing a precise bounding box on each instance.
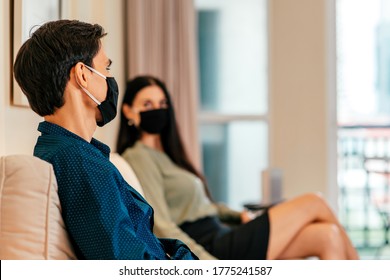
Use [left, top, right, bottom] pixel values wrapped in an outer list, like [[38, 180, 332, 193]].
[[196, 0, 268, 209], [337, 0, 390, 258], [337, 0, 390, 123]]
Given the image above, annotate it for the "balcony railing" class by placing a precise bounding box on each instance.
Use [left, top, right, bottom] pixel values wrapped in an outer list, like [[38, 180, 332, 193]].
[[338, 125, 390, 258]]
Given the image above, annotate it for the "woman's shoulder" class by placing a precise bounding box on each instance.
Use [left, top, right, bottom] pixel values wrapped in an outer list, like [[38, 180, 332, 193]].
[[122, 142, 156, 165], [122, 142, 173, 172], [125, 142, 167, 160], [122, 141, 150, 158]]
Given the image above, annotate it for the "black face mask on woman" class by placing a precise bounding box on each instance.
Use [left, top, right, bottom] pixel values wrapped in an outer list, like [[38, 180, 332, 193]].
[[79, 64, 119, 127], [139, 108, 169, 134]]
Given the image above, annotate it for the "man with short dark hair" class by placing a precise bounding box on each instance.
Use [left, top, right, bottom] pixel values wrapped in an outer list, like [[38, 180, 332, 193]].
[[13, 19, 197, 260]]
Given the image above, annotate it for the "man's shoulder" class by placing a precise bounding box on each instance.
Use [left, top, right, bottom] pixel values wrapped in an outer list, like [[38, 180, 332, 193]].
[[34, 134, 84, 162]]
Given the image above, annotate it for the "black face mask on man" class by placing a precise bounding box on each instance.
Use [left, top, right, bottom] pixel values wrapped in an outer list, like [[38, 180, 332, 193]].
[[78, 64, 119, 127], [139, 108, 169, 134]]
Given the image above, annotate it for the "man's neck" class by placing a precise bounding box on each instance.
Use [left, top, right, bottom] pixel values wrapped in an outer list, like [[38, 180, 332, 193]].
[[44, 108, 96, 142]]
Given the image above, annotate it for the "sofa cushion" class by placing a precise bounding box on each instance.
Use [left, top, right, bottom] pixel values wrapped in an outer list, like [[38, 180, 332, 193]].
[[0, 155, 76, 259], [110, 153, 145, 197]]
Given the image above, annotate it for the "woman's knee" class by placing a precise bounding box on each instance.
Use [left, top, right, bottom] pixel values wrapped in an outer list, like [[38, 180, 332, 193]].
[[302, 192, 325, 203], [321, 223, 342, 243], [317, 223, 346, 258], [302, 192, 333, 214]]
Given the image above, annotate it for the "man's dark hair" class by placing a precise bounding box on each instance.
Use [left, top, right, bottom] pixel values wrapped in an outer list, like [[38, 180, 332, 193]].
[[14, 19, 107, 116]]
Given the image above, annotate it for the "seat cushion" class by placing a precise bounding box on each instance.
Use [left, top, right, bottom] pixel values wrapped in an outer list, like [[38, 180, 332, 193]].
[[0, 155, 76, 259], [110, 153, 145, 197]]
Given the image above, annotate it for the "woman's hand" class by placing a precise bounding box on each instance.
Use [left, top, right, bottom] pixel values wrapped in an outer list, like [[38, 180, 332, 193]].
[[240, 210, 256, 224]]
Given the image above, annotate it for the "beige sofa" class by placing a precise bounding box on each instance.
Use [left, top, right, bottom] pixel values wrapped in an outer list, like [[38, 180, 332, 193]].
[[0, 153, 144, 260]]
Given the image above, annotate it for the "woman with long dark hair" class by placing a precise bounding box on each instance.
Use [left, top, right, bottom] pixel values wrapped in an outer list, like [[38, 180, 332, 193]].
[[117, 75, 359, 260]]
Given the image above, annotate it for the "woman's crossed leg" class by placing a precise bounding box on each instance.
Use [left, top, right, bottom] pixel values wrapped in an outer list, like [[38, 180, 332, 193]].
[[267, 193, 359, 260]]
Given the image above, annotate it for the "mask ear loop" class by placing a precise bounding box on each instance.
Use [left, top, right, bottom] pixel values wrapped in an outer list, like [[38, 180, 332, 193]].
[[75, 73, 102, 106], [84, 64, 107, 80]]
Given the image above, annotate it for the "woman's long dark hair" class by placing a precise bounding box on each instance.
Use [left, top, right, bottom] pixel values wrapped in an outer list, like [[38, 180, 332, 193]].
[[116, 75, 213, 199]]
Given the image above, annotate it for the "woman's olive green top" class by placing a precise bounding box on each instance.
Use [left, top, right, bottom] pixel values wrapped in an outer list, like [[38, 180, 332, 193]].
[[122, 141, 242, 260]]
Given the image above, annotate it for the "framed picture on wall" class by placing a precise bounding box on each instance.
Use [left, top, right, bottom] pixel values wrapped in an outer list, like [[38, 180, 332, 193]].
[[11, 0, 62, 107]]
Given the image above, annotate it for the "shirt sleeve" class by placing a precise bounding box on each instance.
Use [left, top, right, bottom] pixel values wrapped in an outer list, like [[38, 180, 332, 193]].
[[52, 145, 186, 260], [122, 148, 217, 260]]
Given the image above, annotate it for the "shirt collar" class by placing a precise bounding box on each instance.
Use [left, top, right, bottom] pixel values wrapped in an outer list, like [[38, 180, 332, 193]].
[[38, 121, 111, 157]]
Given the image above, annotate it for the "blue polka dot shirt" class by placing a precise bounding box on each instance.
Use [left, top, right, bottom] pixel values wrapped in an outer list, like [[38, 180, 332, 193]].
[[33, 121, 197, 260]]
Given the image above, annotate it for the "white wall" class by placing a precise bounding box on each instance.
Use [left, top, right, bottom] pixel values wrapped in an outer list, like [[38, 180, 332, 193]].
[[268, 0, 337, 208], [1, 0, 42, 156], [0, 0, 7, 155], [0, 0, 125, 156]]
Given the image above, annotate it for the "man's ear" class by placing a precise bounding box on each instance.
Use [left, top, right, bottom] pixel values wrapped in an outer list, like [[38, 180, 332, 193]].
[[74, 62, 88, 88]]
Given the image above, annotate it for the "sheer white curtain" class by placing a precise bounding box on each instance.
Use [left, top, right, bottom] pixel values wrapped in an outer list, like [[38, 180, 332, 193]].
[[125, 0, 201, 168]]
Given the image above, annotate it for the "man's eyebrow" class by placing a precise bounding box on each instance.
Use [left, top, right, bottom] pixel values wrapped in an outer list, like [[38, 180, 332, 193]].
[[107, 59, 112, 67]]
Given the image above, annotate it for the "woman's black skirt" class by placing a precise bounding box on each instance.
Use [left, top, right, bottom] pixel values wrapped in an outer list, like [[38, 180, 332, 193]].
[[180, 210, 270, 260]]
